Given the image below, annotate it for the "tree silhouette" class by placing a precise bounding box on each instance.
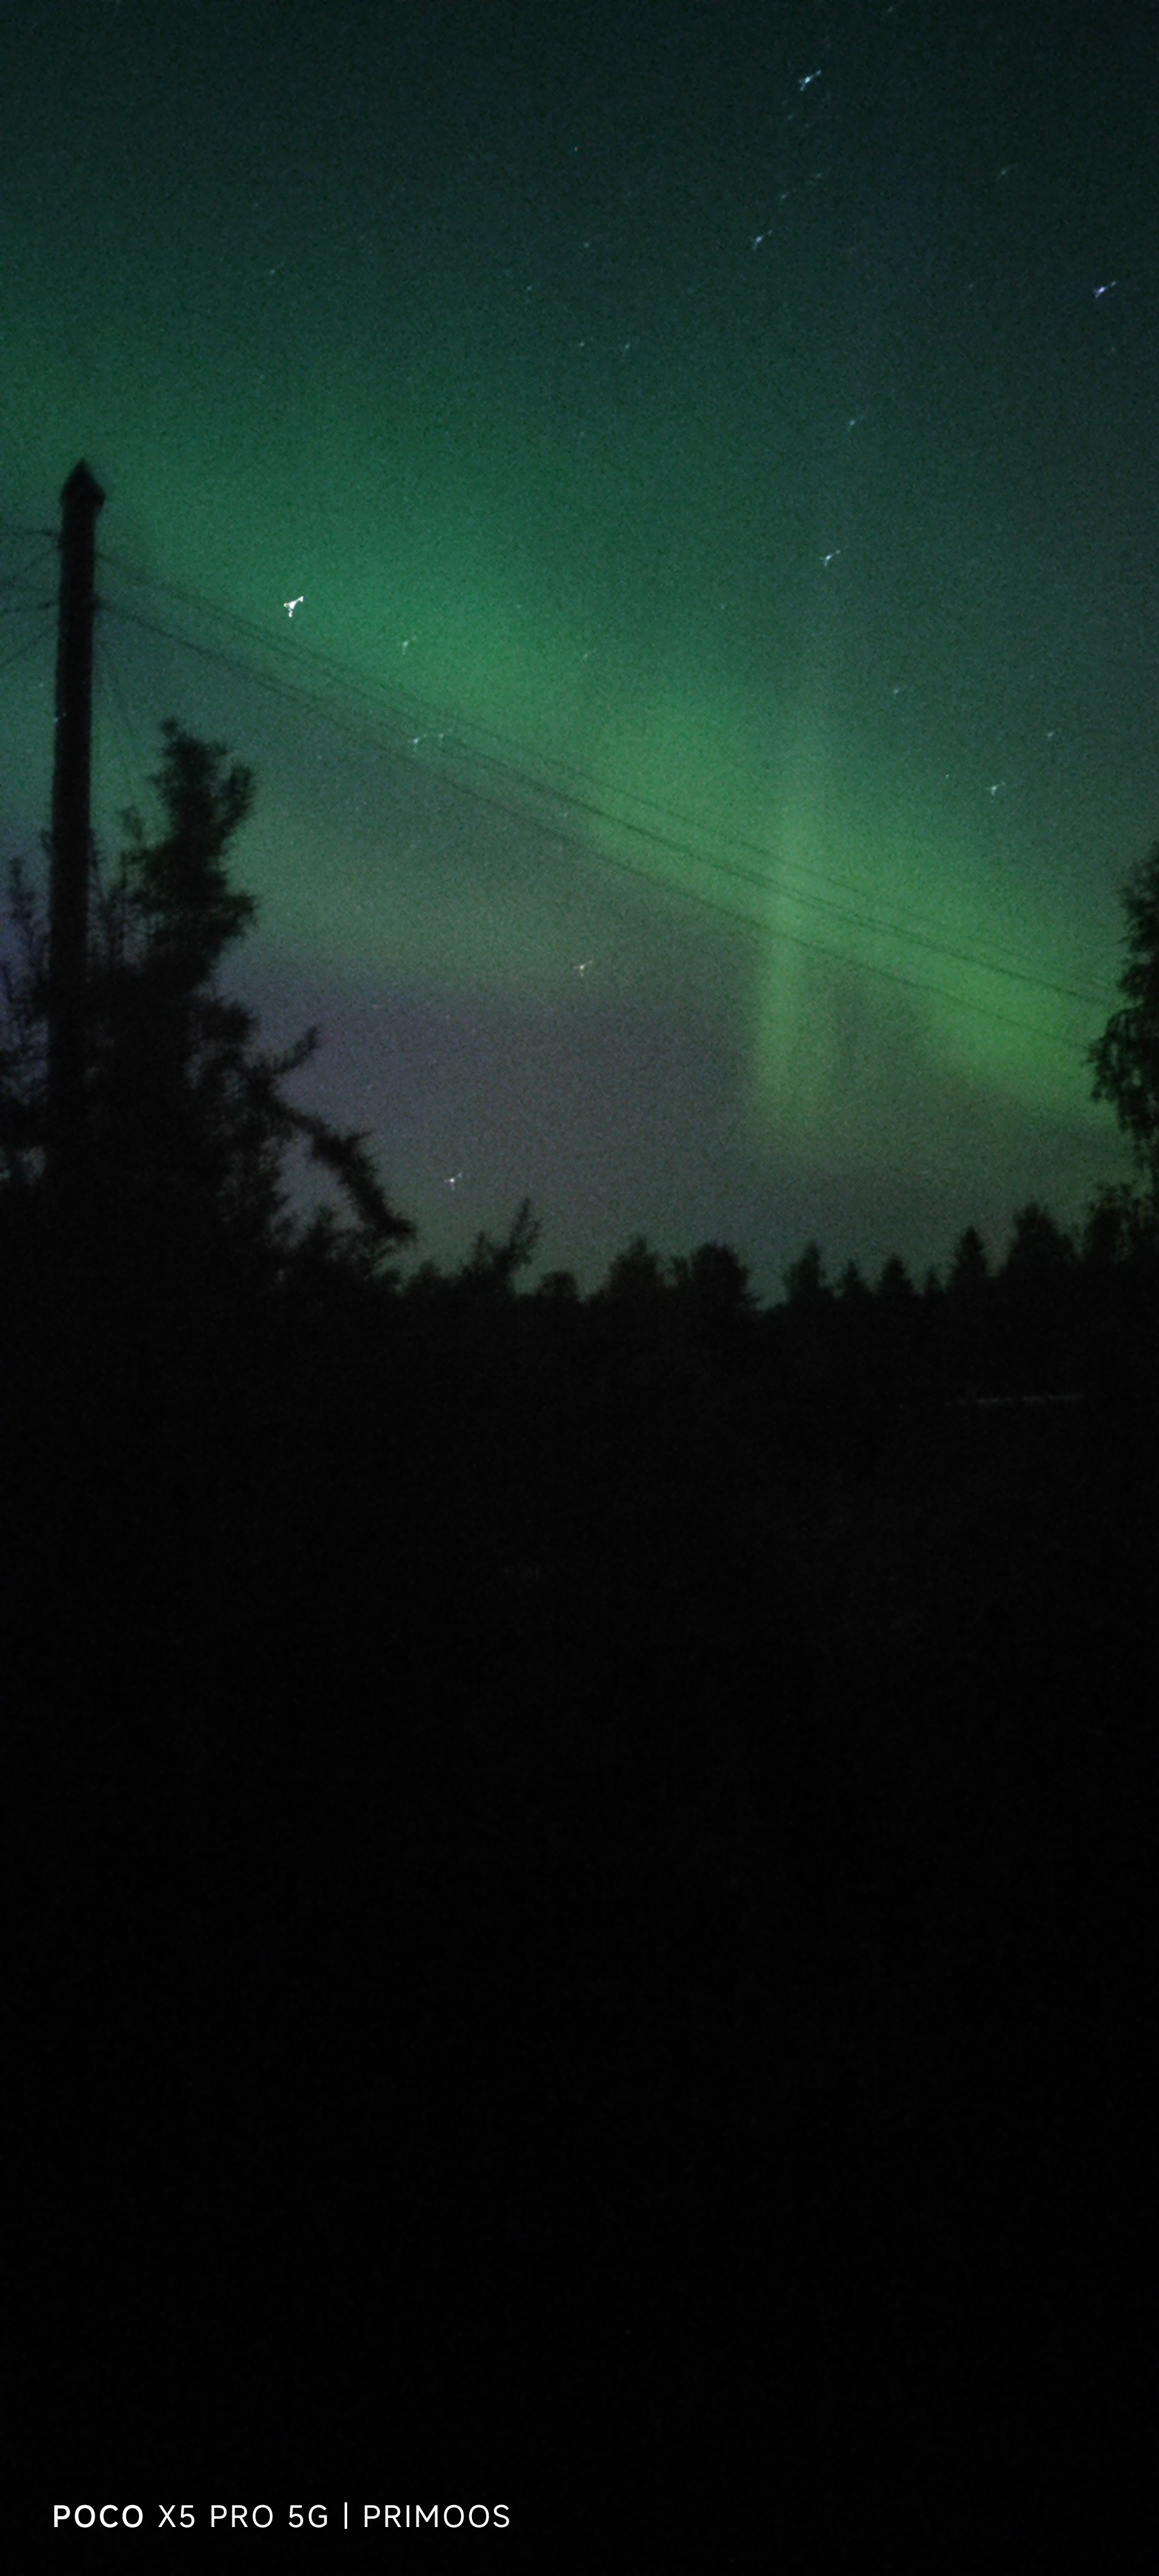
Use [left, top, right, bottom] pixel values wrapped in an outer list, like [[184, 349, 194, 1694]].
[[1001, 1203, 1074, 1283], [836, 1257, 871, 1309], [668, 1240, 755, 1318], [601, 1235, 668, 1302], [947, 1225, 989, 1299], [874, 1252, 917, 1309], [1081, 1180, 1158, 1267], [0, 853, 48, 1188], [0, 719, 413, 1293], [938, 1224, 992, 1390], [461, 1195, 540, 1295], [995, 1204, 1077, 1392], [536, 1267, 580, 1303], [1090, 838, 1159, 1198], [782, 1238, 829, 1309]]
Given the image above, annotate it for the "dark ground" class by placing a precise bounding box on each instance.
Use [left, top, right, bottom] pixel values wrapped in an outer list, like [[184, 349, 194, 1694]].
[[7, 1279, 1153, 2564]]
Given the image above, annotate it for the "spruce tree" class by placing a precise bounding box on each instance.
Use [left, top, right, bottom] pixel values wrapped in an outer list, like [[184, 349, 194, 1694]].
[[1090, 839, 1159, 1202], [0, 719, 413, 1299]]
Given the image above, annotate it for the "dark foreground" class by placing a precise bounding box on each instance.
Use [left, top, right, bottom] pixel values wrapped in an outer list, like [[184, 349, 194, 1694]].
[[8, 1285, 1152, 2563]]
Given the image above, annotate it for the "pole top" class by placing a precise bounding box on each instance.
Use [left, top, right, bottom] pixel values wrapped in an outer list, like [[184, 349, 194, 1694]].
[[61, 460, 106, 514]]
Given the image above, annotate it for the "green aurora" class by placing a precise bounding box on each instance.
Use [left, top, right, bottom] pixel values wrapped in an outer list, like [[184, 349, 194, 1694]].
[[2, 0, 1154, 1286]]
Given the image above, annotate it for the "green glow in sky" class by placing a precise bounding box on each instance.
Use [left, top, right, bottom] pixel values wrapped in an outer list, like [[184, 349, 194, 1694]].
[[1, 0, 1153, 1284]]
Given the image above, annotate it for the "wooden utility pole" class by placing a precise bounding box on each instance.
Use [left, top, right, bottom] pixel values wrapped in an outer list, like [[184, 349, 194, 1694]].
[[47, 458, 104, 1195]]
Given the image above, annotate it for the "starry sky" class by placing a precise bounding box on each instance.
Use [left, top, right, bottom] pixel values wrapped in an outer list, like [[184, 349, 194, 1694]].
[[2, 0, 1156, 1294]]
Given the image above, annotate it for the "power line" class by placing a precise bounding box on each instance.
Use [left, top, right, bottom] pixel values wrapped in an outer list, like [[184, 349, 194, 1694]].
[[463, 752, 1110, 1013], [99, 593, 1098, 1061], [0, 618, 53, 679], [102, 595, 420, 766], [0, 542, 55, 601], [95, 631, 146, 824], [98, 542, 1114, 1012], [97, 589, 1104, 1057], [106, 587, 1103, 1033]]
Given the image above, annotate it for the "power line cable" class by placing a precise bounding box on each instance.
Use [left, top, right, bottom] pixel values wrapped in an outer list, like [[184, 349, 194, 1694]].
[[99, 589, 1104, 1057], [99, 545, 1113, 1014], [97, 547, 1109, 1000], [0, 541, 55, 600], [0, 618, 53, 680], [102, 583, 1111, 1035], [457, 748, 1110, 1013], [100, 594, 1097, 1060], [95, 631, 146, 826]]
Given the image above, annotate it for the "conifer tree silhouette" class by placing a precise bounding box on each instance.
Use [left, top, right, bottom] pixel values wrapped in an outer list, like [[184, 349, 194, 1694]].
[[1090, 838, 1159, 1204], [0, 719, 413, 1296]]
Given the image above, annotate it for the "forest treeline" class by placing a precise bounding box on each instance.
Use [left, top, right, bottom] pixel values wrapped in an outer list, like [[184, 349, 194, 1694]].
[[9, 726, 1154, 2520], [2, 719, 1158, 1736]]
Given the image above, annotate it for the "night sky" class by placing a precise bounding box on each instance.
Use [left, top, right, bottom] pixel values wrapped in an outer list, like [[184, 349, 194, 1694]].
[[2, 0, 1156, 1294]]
